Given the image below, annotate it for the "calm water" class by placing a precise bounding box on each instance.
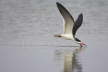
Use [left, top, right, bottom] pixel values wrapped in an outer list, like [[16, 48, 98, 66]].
[[0, 0, 108, 72]]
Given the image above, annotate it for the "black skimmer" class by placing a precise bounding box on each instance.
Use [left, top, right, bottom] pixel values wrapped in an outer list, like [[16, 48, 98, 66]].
[[54, 2, 86, 47]]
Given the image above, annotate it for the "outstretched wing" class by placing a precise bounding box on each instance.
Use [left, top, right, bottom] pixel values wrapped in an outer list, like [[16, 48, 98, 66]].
[[56, 2, 75, 34], [72, 13, 83, 36]]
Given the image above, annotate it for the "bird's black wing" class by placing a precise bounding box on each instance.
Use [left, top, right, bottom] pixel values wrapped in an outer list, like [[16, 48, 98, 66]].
[[72, 13, 83, 36], [56, 2, 75, 34]]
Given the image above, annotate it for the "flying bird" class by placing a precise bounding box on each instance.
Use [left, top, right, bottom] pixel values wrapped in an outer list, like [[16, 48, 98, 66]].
[[54, 2, 86, 47]]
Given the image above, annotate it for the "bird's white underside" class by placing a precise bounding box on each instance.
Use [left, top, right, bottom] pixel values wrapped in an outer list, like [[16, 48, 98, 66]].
[[61, 18, 74, 40], [61, 34, 74, 40]]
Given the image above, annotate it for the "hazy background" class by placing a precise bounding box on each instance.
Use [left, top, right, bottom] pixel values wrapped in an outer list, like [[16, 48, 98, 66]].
[[0, 0, 108, 72]]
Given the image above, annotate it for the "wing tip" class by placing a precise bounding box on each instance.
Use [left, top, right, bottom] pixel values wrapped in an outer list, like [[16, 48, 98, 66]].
[[79, 13, 83, 18], [56, 2, 60, 5], [78, 13, 83, 21], [56, 2, 62, 7]]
